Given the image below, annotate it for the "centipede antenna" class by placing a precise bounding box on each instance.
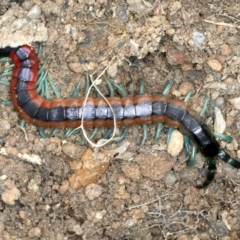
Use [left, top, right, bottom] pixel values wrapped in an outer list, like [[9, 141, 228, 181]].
[[105, 78, 115, 97], [166, 127, 174, 144], [184, 89, 193, 103], [196, 158, 216, 188], [153, 123, 163, 144], [213, 132, 233, 143], [162, 81, 173, 96], [199, 94, 209, 118], [139, 78, 145, 94], [218, 149, 240, 168]]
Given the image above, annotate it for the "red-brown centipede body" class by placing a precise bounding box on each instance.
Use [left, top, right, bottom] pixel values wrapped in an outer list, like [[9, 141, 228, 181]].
[[0, 44, 240, 188]]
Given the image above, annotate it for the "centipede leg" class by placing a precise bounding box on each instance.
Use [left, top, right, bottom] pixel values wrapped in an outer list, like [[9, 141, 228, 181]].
[[39, 127, 60, 139], [0, 58, 13, 105], [196, 158, 216, 188], [162, 81, 173, 96], [113, 127, 128, 143], [105, 78, 115, 97], [199, 94, 209, 118], [111, 81, 127, 97], [166, 127, 175, 144], [183, 135, 197, 167], [184, 89, 193, 103], [213, 132, 233, 143], [89, 127, 99, 140], [140, 124, 148, 147], [139, 78, 145, 94], [37, 42, 43, 58], [188, 149, 197, 167], [153, 123, 163, 144], [102, 128, 113, 139]]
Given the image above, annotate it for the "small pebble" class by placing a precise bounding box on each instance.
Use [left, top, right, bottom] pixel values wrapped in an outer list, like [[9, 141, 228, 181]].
[[27, 179, 39, 192], [1, 180, 21, 205], [28, 227, 42, 238], [221, 43, 232, 55], [27, 5, 41, 19], [207, 59, 222, 71], [178, 82, 194, 95], [214, 107, 226, 134], [192, 31, 205, 49], [135, 152, 174, 181], [0, 221, 4, 234], [58, 180, 69, 195], [166, 50, 185, 65], [0, 120, 11, 137], [85, 183, 102, 200], [62, 142, 85, 159], [229, 97, 240, 110], [107, 64, 118, 78], [121, 163, 141, 181], [164, 172, 177, 186], [167, 130, 184, 157]]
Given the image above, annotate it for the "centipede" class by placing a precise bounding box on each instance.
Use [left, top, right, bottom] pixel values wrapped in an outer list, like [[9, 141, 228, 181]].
[[0, 44, 239, 188]]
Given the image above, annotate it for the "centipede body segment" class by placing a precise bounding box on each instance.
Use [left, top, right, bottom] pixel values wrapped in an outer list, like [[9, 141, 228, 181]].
[[0, 44, 240, 188]]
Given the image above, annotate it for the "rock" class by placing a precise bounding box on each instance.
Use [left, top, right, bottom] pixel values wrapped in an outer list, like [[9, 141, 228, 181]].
[[229, 97, 240, 110], [207, 59, 222, 71], [85, 183, 102, 200], [1, 180, 21, 205], [214, 107, 226, 134], [167, 130, 184, 157]]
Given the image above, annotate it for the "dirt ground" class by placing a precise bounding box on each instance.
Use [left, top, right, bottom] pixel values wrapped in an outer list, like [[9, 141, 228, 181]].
[[0, 0, 240, 239]]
